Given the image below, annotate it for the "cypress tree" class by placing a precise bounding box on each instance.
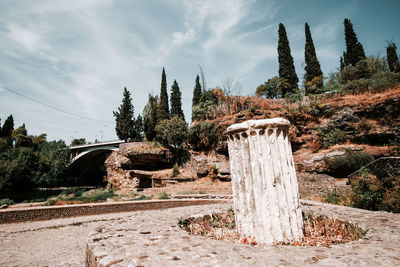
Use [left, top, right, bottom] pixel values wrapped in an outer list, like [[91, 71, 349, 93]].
[[143, 94, 158, 141], [113, 87, 135, 142], [134, 114, 143, 141], [1, 115, 14, 138], [387, 42, 400, 73], [158, 67, 169, 122], [304, 22, 323, 94], [343, 18, 366, 66], [278, 23, 299, 97], [192, 74, 202, 107], [340, 56, 345, 71], [170, 80, 185, 121]]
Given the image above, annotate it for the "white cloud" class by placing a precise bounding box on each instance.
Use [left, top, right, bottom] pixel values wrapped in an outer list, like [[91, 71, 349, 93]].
[[172, 29, 196, 45], [30, 0, 114, 13], [6, 23, 49, 52]]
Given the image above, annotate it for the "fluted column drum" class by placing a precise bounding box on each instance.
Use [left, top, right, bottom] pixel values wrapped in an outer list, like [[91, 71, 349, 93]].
[[226, 118, 303, 245]]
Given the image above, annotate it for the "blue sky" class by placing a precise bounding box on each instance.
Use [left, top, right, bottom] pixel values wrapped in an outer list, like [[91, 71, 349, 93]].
[[0, 0, 399, 143]]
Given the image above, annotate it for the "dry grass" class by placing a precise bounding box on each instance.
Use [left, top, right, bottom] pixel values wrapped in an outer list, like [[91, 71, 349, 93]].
[[178, 209, 238, 242], [178, 209, 367, 247]]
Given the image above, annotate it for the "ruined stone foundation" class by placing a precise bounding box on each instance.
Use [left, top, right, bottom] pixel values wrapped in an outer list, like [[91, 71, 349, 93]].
[[226, 118, 303, 245]]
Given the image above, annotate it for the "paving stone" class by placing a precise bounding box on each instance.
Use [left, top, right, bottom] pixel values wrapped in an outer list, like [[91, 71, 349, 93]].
[[86, 201, 400, 266]]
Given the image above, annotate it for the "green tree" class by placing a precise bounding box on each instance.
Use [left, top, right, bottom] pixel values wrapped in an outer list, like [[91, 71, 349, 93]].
[[158, 67, 169, 122], [343, 18, 366, 67], [156, 116, 188, 151], [191, 89, 220, 121], [143, 94, 158, 141], [170, 80, 185, 121], [340, 56, 345, 71], [32, 134, 47, 148], [256, 76, 289, 99], [278, 23, 299, 97], [36, 140, 73, 187], [188, 121, 220, 151], [70, 138, 86, 146], [192, 74, 202, 120], [387, 42, 400, 73], [0, 115, 14, 138], [134, 114, 143, 141], [0, 147, 38, 192], [113, 87, 136, 142], [304, 22, 323, 95], [12, 124, 32, 147]]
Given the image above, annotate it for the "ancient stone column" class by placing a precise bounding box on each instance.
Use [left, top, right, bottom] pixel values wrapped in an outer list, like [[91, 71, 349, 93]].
[[226, 118, 303, 245]]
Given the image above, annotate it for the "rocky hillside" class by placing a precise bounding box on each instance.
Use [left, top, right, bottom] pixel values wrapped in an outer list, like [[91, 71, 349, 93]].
[[192, 87, 400, 176]]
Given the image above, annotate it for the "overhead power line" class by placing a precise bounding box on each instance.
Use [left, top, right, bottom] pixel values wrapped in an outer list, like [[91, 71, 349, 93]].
[[0, 84, 113, 125]]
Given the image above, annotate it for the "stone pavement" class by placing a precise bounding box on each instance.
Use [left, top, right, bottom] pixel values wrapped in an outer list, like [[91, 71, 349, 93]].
[[86, 200, 400, 266]]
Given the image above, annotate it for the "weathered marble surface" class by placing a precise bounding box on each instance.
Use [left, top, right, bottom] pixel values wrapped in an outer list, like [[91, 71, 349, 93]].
[[86, 201, 400, 266], [226, 118, 303, 244]]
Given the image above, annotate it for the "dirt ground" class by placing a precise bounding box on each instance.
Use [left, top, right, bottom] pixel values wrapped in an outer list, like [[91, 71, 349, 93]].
[[138, 172, 350, 203]]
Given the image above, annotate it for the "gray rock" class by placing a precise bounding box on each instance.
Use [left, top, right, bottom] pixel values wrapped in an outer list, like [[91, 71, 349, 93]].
[[196, 168, 209, 178]]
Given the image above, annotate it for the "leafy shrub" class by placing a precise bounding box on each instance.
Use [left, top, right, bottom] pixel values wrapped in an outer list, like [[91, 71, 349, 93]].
[[325, 188, 341, 205], [305, 75, 324, 95], [317, 127, 346, 148], [43, 198, 57, 206], [325, 150, 374, 177], [156, 116, 188, 150], [133, 195, 152, 201], [369, 71, 400, 92], [61, 187, 87, 197], [341, 78, 370, 94], [308, 108, 320, 117], [158, 192, 170, 199], [0, 198, 14, 206], [172, 163, 179, 177], [188, 121, 220, 151], [211, 164, 218, 175], [79, 188, 115, 202], [191, 90, 219, 121], [256, 76, 289, 99], [340, 59, 371, 84]]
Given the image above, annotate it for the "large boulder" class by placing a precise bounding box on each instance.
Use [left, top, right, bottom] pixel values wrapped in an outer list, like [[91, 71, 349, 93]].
[[105, 142, 174, 190]]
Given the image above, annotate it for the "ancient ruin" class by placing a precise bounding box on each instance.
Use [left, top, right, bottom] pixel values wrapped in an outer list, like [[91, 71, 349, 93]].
[[226, 118, 303, 245]]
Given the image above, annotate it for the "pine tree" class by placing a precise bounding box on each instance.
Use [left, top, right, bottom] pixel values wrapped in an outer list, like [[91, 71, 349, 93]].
[[304, 22, 323, 95], [343, 18, 366, 66], [278, 23, 299, 97], [387, 42, 400, 73], [1, 115, 14, 138], [158, 67, 169, 122], [113, 87, 135, 142], [170, 80, 185, 121], [143, 94, 158, 141]]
